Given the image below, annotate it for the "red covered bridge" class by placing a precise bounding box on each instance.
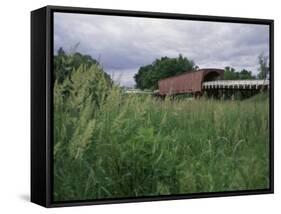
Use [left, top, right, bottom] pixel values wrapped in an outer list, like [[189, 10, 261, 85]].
[[156, 68, 269, 98], [157, 68, 224, 96]]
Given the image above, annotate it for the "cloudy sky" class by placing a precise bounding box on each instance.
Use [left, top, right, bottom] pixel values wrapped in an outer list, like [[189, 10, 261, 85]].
[[54, 12, 270, 87]]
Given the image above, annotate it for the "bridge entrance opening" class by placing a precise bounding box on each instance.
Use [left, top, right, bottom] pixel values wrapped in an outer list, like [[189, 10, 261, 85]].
[[203, 71, 223, 82]]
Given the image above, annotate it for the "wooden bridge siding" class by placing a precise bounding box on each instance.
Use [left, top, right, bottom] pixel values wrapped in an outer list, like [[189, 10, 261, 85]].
[[158, 69, 224, 95], [158, 70, 204, 95]]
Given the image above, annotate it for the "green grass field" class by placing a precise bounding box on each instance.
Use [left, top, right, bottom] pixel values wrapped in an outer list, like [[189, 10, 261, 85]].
[[53, 65, 269, 201]]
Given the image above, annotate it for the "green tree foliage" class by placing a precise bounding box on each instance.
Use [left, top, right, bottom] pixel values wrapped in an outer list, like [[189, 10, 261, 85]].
[[257, 53, 269, 80], [134, 54, 198, 90], [223, 66, 255, 80], [54, 47, 112, 84]]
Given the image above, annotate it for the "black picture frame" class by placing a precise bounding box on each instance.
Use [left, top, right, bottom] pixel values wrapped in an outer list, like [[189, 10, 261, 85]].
[[31, 5, 274, 208]]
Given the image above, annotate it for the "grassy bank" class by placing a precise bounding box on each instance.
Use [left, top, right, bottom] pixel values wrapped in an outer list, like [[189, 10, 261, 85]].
[[53, 65, 269, 201]]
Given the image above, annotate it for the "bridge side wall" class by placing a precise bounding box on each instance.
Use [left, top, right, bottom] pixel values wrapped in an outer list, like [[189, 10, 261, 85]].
[[158, 70, 204, 95], [158, 69, 224, 95]]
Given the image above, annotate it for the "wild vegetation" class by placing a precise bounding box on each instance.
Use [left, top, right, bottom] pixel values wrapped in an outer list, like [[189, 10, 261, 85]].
[[53, 51, 269, 201]]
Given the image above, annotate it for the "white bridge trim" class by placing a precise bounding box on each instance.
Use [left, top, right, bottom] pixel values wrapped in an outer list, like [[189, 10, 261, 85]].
[[202, 80, 269, 89]]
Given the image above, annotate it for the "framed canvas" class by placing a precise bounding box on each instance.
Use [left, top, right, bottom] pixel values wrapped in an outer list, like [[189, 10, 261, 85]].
[[31, 5, 274, 207]]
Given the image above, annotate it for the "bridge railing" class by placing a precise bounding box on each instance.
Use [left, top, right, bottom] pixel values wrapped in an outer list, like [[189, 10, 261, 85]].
[[202, 80, 269, 89]]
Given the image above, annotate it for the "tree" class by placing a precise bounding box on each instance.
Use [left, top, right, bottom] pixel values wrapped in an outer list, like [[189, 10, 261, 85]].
[[223, 67, 255, 80], [257, 53, 269, 80], [53, 47, 112, 85], [223, 67, 238, 80], [239, 69, 255, 80], [134, 54, 197, 90]]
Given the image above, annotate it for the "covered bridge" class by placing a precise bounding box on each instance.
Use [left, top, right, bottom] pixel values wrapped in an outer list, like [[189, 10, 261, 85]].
[[157, 68, 224, 96]]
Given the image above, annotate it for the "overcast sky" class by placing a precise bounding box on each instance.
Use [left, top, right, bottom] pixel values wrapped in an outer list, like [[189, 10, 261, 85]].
[[54, 12, 270, 87]]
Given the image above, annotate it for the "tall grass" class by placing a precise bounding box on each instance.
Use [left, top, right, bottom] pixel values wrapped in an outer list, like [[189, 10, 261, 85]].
[[53, 65, 269, 201]]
